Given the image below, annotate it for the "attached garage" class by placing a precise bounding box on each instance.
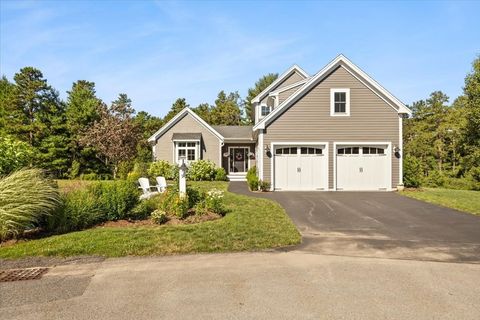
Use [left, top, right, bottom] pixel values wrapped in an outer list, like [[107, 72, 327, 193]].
[[335, 143, 391, 191], [273, 144, 328, 191]]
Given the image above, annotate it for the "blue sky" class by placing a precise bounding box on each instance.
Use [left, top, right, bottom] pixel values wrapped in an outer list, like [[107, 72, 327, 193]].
[[1, 0, 479, 117]]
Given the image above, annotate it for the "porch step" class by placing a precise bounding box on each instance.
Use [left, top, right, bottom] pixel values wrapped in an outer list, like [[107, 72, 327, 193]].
[[227, 174, 247, 182]]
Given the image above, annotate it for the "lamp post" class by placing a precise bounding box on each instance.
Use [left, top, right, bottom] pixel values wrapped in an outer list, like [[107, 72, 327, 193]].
[[179, 156, 187, 198]]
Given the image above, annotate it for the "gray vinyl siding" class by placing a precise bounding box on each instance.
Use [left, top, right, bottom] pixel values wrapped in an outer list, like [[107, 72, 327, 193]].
[[154, 113, 221, 166], [221, 143, 256, 173], [278, 84, 302, 104], [262, 66, 400, 189], [259, 71, 307, 106], [276, 71, 306, 90]]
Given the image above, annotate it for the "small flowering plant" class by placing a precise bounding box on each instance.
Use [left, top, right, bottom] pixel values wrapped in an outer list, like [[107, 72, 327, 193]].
[[204, 188, 226, 215]]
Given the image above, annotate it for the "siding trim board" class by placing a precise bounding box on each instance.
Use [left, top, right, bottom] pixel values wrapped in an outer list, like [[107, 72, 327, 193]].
[[269, 79, 308, 96]]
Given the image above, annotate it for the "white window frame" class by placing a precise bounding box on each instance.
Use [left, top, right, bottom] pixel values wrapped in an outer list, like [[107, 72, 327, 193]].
[[260, 103, 272, 118], [330, 88, 350, 116], [174, 140, 199, 164]]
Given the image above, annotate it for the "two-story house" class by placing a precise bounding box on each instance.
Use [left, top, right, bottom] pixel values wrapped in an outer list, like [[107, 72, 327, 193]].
[[148, 54, 411, 191]]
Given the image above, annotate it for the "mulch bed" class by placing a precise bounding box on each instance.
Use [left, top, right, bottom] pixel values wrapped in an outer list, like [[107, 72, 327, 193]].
[[98, 212, 222, 228]]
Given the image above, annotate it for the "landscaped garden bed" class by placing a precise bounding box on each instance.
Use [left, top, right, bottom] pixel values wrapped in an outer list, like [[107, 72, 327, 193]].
[[0, 171, 300, 258]]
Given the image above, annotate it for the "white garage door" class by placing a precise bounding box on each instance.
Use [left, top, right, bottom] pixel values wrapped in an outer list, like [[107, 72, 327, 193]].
[[274, 146, 327, 191], [336, 145, 390, 191]]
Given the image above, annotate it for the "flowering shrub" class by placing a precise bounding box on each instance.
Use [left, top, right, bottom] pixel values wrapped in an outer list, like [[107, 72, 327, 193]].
[[204, 188, 226, 215], [187, 160, 216, 181], [159, 189, 190, 219], [151, 209, 168, 224], [148, 160, 176, 180]]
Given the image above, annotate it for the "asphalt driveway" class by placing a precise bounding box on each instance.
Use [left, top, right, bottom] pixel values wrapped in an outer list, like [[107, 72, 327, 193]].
[[229, 182, 480, 263]]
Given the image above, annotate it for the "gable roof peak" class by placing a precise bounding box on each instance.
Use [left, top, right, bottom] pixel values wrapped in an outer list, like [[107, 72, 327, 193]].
[[253, 54, 412, 130], [251, 64, 309, 104], [147, 107, 224, 143]]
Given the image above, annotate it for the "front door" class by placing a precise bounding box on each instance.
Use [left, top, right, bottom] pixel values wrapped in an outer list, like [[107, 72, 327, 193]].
[[229, 147, 249, 173]]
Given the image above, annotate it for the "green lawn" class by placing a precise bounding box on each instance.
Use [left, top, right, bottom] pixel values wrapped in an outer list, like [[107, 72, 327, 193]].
[[400, 188, 480, 216], [0, 181, 301, 258]]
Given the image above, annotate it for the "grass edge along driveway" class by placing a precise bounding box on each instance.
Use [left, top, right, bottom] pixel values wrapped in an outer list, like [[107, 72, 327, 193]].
[[400, 188, 480, 216], [0, 182, 301, 259]]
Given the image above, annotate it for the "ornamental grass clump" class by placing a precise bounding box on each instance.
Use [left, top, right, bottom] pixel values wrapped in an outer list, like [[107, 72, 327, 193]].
[[0, 169, 60, 241]]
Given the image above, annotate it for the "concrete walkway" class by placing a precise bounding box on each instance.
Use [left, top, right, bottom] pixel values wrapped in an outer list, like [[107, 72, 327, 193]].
[[1, 252, 479, 320], [229, 182, 480, 263]]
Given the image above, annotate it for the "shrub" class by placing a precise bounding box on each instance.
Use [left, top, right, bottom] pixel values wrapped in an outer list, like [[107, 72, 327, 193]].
[[148, 160, 176, 180], [246, 166, 259, 191], [117, 160, 134, 180], [151, 209, 168, 224], [187, 160, 216, 181], [69, 160, 81, 179], [258, 180, 271, 192], [0, 135, 34, 175], [214, 167, 227, 181], [204, 188, 226, 215], [90, 180, 139, 221], [159, 189, 190, 219], [424, 170, 445, 188], [194, 201, 209, 216], [46, 191, 102, 233], [0, 169, 60, 241], [129, 194, 161, 220], [403, 155, 423, 188], [127, 161, 149, 182], [80, 173, 99, 181]]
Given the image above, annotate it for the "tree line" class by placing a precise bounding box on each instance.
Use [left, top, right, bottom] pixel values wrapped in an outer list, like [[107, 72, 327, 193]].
[[1, 56, 478, 189], [0, 67, 277, 178], [403, 56, 480, 189]]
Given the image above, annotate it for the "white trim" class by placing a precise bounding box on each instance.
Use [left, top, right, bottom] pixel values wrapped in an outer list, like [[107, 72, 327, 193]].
[[254, 54, 412, 130], [174, 140, 199, 164], [258, 130, 264, 180], [219, 141, 224, 167], [251, 65, 309, 104], [152, 145, 156, 161], [270, 142, 329, 191], [148, 108, 224, 143], [333, 141, 392, 191], [259, 103, 272, 119], [268, 79, 308, 96], [227, 146, 251, 174], [399, 116, 403, 186], [171, 139, 201, 142], [330, 88, 350, 116]]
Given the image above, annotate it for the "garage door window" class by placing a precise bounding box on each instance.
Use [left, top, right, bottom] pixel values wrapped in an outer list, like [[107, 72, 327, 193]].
[[275, 147, 297, 155], [300, 147, 323, 155], [363, 147, 384, 154], [337, 147, 359, 155]]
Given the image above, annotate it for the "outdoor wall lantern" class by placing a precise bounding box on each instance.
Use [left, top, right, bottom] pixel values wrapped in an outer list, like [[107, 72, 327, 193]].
[[264, 145, 272, 158]]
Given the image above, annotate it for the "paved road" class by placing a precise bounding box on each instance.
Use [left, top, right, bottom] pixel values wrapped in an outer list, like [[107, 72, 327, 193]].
[[230, 182, 480, 263], [2, 184, 480, 319], [1, 252, 479, 320]]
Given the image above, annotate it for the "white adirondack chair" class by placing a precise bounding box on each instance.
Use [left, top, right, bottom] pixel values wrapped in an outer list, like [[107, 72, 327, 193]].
[[155, 176, 168, 193], [138, 177, 159, 200]]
